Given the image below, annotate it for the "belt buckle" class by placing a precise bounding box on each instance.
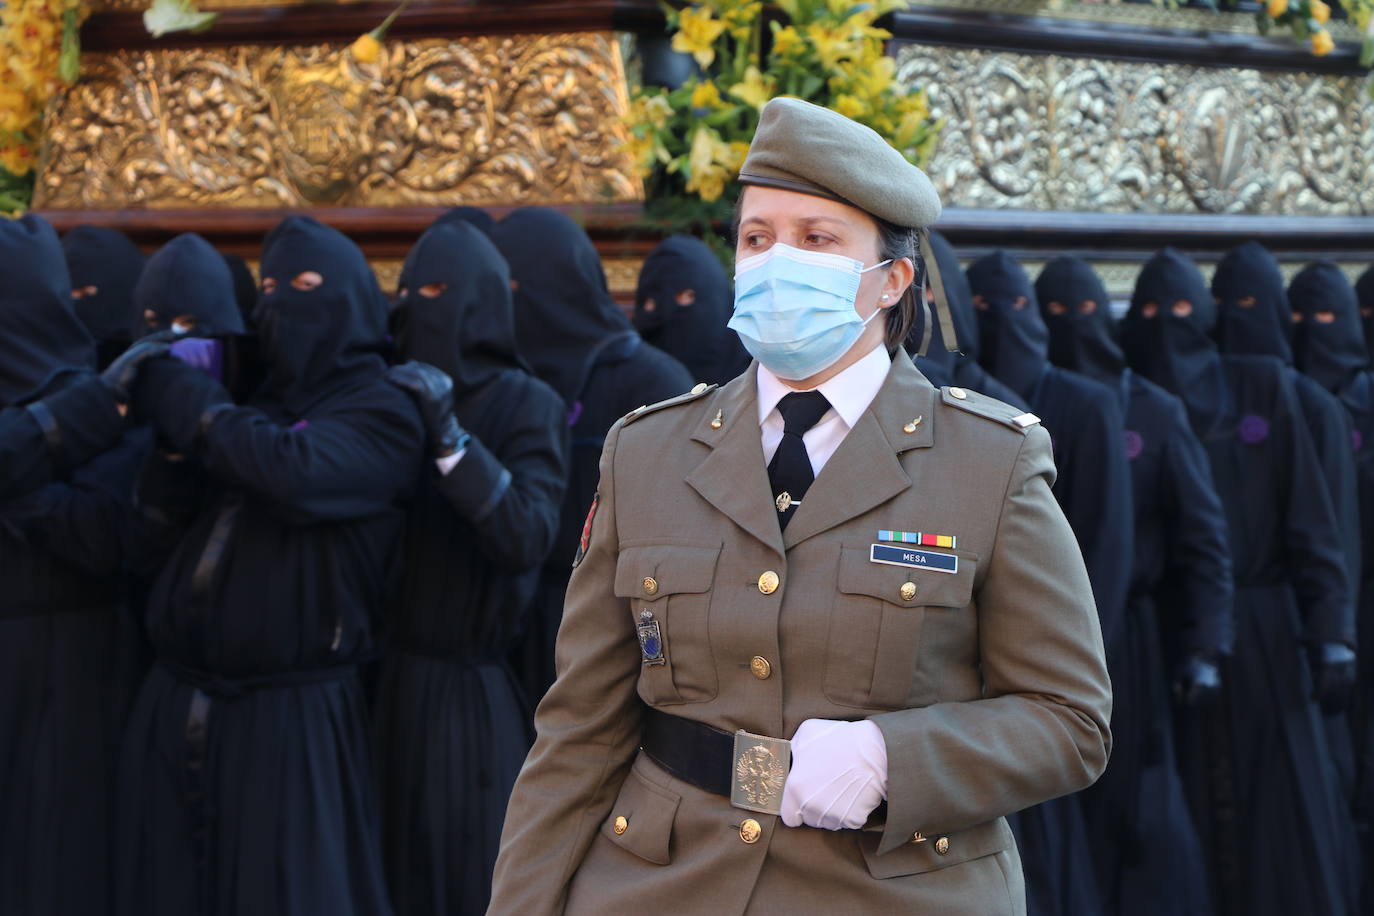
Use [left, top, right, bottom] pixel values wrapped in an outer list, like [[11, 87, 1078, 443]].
[[730, 729, 791, 816]]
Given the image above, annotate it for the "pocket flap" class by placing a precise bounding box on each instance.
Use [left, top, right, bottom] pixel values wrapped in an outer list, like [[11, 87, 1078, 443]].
[[601, 767, 681, 865], [838, 545, 976, 608], [859, 817, 1013, 878], [614, 543, 721, 599]]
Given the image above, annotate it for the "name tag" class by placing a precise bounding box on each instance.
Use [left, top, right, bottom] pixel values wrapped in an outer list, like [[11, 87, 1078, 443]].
[[869, 543, 958, 574]]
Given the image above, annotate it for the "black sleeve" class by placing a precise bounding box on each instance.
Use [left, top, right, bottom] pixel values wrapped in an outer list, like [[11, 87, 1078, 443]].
[[1277, 372, 1355, 646], [0, 377, 124, 500], [433, 383, 570, 572], [1052, 394, 1134, 652], [1298, 381, 1362, 626], [1159, 397, 1235, 657], [124, 440, 208, 580]]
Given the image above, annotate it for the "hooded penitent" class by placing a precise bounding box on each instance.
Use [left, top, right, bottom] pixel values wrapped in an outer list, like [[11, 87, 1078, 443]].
[[633, 235, 748, 386], [133, 234, 247, 340], [1290, 262, 1369, 393], [489, 207, 638, 405], [966, 250, 1051, 398], [393, 221, 529, 391], [433, 205, 496, 237], [254, 216, 389, 417], [1356, 265, 1374, 363], [1121, 248, 1227, 429], [1034, 256, 1126, 384], [61, 225, 145, 368], [1211, 242, 1294, 365]]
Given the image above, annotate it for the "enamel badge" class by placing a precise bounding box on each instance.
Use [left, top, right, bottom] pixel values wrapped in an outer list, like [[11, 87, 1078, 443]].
[[637, 610, 665, 666], [572, 493, 597, 568]]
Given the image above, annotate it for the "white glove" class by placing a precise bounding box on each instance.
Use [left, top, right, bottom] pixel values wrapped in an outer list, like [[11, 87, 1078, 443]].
[[780, 718, 888, 830]]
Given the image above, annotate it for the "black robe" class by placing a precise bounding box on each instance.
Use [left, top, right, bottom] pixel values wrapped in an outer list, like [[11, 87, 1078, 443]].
[[968, 251, 1134, 916], [0, 213, 145, 916], [633, 234, 750, 386], [374, 221, 569, 915], [62, 224, 145, 369], [491, 208, 693, 704], [908, 230, 1030, 411], [118, 216, 423, 916], [1038, 255, 1230, 916], [1123, 248, 1358, 916], [1355, 266, 1374, 365], [1289, 261, 1374, 912]]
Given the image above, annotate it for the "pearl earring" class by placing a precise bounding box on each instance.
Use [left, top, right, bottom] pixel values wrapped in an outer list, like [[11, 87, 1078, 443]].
[[881, 294, 890, 300]]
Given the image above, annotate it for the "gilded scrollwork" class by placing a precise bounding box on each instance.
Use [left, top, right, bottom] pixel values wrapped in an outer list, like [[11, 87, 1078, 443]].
[[896, 45, 1374, 216], [37, 32, 642, 210]]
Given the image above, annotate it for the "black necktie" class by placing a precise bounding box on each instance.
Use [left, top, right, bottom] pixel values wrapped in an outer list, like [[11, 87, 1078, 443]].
[[768, 391, 831, 530]]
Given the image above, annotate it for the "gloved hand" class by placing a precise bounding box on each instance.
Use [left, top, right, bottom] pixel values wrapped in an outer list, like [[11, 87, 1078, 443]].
[[1311, 642, 1357, 714], [385, 360, 467, 457], [1173, 654, 1222, 707], [169, 338, 224, 382], [780, 718, 887, 831], [101, 338, 171, 404]]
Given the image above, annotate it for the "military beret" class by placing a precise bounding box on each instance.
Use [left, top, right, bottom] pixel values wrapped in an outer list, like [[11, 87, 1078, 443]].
[[738, 97, 941, 230]]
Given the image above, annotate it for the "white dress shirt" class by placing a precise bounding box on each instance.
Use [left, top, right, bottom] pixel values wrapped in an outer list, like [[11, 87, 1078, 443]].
[[757, 343, 891, 476]]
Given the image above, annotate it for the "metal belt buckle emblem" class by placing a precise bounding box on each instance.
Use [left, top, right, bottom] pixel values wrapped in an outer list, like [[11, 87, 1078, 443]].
[[730, 729, 791, 816]]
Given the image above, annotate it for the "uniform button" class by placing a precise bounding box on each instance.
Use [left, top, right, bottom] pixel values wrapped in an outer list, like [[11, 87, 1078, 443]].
[[949, 387, 968, 400], [613, 815, 628, 835], [643, 576, 659, 596], [750, 656, 772, 679], [691, 382, 709, 395], [757, 571, 780, 595], [935, 836, 950, 855], [900, 581, 918, 602], [740, 818, 762, 844]]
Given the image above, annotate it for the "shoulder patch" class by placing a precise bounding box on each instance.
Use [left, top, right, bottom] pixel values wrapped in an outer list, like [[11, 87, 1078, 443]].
[[939, 386, 1040, 434], [622, 383, 718, 427]]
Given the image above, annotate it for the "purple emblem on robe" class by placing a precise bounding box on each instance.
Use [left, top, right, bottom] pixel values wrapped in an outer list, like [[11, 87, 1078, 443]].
[[291, 419, 309, 431], [1238, 414, 1269, 445], [1354, 429, 1364, 452], [1123, 430, 1144, 460]]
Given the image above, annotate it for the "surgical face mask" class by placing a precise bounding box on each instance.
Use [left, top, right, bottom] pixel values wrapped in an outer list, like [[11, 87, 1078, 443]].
[[728, 242, 891, 380]]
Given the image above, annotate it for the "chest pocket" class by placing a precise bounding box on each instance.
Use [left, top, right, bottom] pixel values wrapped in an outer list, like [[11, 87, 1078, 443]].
[[614, 542, 722, 705], [826, 545, 977, 710]]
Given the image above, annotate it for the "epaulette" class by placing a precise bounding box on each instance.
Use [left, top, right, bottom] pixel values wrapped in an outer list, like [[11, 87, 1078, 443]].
[[622, 382, 718, 426], [939, 385, 1041, 434]]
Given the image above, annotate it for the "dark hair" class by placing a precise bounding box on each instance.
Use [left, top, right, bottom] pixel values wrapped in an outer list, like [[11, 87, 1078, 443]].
[[730, 188, 923, 351]]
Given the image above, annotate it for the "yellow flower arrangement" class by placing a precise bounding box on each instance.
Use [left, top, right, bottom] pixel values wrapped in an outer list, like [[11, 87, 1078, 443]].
[[1256, 0, 1374, 73], [624, 0, 938, 233]]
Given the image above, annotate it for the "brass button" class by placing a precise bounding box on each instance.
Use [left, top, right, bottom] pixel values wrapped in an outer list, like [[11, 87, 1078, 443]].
[[900, 581, 917, 602], [739, 818, 762, 844], [691, 382, 709, 395], [643, 576, 659, 596], [613, 815, 628, 835], [935, 836, 950, 855], [750, 656, 772, 679], [757, 571, 780, 595], [949, 387, 967, 400]]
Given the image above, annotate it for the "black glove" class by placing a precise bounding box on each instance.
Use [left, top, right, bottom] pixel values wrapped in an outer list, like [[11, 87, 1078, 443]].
[[1173, 654, 1222, 707], [385, 361, 468, 458], [1311, 642, 1357, 714], [100, 339, 171, 403]]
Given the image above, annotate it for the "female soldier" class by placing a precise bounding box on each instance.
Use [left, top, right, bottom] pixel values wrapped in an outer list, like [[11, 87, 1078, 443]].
[[488, 97, 1111, 915]]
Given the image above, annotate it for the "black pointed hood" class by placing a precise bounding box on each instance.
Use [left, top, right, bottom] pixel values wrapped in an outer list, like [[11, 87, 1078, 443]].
[[905, 230, 980, 367], [0, 214, 96, 406], [61, 225, 144, 362], [966, 250, 1049, 397], [133, 233, 247, 340], [633, 234, 745, 385], [394, 220, 528, 391], [489, 207, 636, 404], [254, 216, 388, 415], [1355, 265, 1374, 363], [1211, 242, 1293, 365], [1289, 261, 1368, 392], [433, 206, 495, 237], [1122, 247, 1224, 424], [1034, 256, 1124, 384]]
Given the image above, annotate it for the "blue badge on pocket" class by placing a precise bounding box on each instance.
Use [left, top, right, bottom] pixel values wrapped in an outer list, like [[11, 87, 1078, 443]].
[[637, 610, 666, 666], [869, 543, 958, 574]]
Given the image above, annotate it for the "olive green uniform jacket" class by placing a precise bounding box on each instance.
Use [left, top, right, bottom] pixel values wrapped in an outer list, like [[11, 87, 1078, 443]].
[[489, 354, 1111, 915]]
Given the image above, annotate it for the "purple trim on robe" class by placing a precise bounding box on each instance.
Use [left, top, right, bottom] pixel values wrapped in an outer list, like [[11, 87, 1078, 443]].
[[567, 401, 583, 427], [1354, 429, 1364, 452], [291, 419, 310, 431]]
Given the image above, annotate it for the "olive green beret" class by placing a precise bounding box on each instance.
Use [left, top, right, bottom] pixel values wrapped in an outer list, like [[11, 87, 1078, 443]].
[[738, 97, 941, 230]]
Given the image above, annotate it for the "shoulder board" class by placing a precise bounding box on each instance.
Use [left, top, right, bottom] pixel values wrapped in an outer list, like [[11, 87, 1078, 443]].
[[622, 382, 719, 427], [939, 386, 1041, 434]]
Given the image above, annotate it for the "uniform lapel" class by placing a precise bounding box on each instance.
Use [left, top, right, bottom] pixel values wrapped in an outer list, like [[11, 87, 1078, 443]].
[[686, 364, 787, 557], [783, 355, 936, 550]]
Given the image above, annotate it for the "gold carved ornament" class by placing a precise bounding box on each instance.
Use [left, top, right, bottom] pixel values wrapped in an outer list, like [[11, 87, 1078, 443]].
[[734, 743, 787, 808], [37, 32, 644, 210]]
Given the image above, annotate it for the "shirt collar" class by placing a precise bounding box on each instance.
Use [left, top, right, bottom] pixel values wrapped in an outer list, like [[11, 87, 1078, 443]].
[[756, 344, 893, 429]]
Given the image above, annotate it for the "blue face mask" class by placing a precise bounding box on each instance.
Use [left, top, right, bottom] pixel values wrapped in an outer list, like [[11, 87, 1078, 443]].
[[728, 243, 891, 380]]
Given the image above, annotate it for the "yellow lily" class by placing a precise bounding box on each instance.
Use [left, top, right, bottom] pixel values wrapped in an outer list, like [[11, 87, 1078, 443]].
[[1311, 28, 1335, 55], [1310, 0, 1330, 24], [728, 66, 774, 111], [672, 7, 727, 70]]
